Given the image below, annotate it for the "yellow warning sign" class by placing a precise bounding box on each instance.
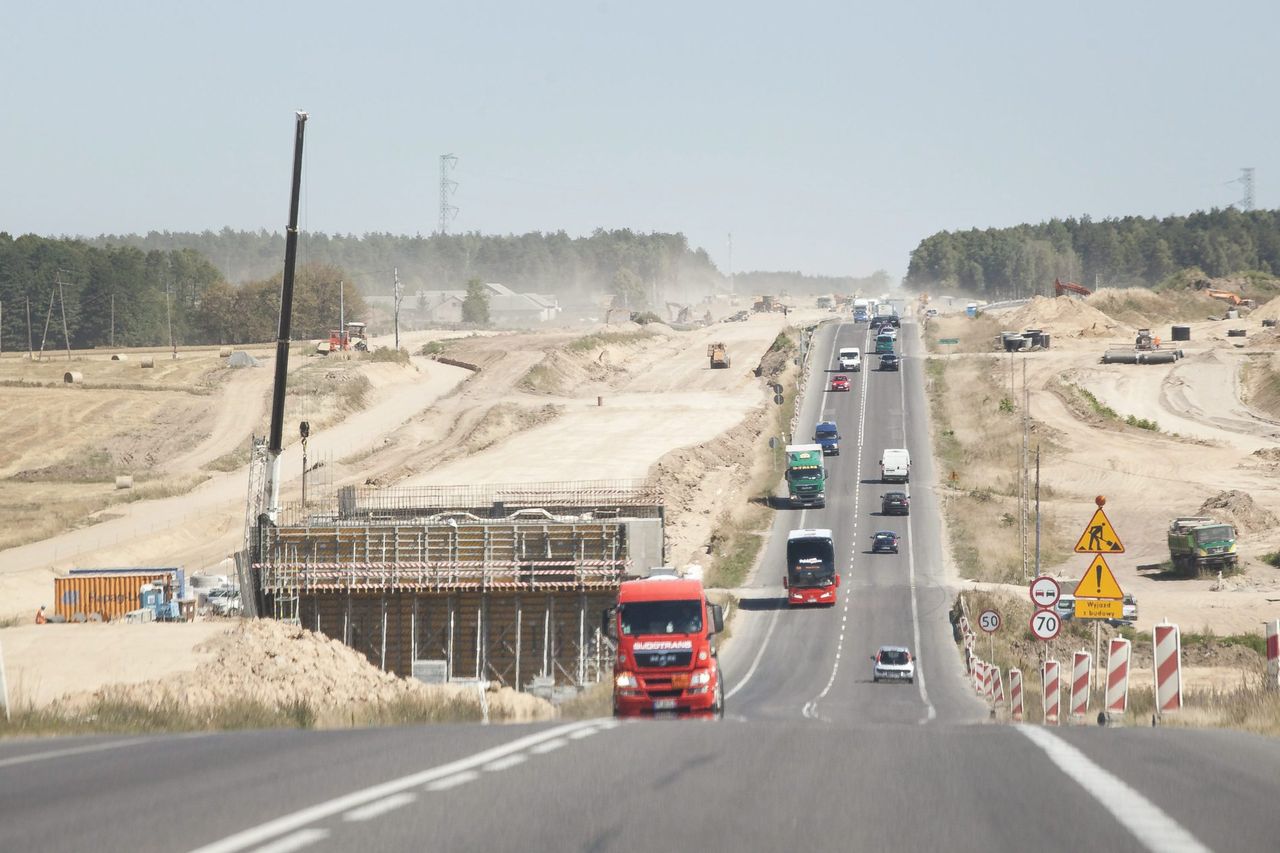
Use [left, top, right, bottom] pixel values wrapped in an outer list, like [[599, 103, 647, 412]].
[[1073, 554, 1125, 601], [1073, 507, 1125, 554], [1074, 599, 1123, 620]]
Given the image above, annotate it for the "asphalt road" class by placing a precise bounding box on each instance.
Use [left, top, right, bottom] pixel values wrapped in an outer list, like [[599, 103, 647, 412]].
[[3, 309, 1278, 853]]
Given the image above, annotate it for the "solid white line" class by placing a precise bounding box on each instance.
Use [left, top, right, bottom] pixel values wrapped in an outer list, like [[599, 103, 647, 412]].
[[187, 720, 601, 853], [341, 792, 417, 822], [0, 738, 138, 769], [424, 769, 480, 792], [482, 753, 528, 772], [905, 329, 937, 724], [725, 604, 782, 700], [249, 829, 329, 853], [1020, 727, 1210, 853]]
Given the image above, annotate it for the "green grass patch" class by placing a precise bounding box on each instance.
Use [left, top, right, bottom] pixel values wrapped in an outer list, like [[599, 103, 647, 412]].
[[1125, 414, 1159, 431], [420, 340, 449, 356], [1261, 552, 1280, 568], [567, 329, 652, 353], [367, 346, 411, 364], [202, 440, 253, 472]]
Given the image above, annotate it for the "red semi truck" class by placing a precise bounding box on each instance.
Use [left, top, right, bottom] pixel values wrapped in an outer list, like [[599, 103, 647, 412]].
[[604, 570, 726, 718], [783, 528, 839, 606]]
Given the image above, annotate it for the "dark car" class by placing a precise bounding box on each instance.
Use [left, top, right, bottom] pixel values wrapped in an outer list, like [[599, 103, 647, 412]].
[[879, 353, 900, 371], [871, 531, 900, 553], [881, 491, 910, 515]]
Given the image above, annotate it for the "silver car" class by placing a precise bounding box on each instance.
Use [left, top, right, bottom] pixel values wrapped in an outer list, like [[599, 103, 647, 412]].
[[871, 645, 915, 684]]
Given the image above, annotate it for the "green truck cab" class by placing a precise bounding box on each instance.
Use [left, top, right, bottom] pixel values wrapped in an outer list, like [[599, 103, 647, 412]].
[[1167, 516, 1238, 575], [785, 444, 827, 508]]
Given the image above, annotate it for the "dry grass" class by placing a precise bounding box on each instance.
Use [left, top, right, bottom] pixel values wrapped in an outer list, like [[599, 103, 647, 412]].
[[557, 682, 613, 719], [1241, 355, 1280, 420], [1087, 287, 1219, 326], [922, 315, 1005, 354]]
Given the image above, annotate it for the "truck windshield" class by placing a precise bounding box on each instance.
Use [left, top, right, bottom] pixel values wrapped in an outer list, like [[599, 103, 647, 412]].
[[787, 538, 835, 586], [619, 600, 702, 636], [786, 467, 821, 481], [1194, 526, 1233, 543]]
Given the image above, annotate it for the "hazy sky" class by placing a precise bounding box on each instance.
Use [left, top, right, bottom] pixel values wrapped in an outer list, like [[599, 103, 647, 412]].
[[4, 1, 1276, 278]]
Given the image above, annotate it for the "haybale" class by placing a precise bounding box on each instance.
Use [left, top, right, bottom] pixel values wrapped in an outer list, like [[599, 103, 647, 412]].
[[110, 354, 128, 361], [140, 357, 155, 368], [63, 371, 83, 384]]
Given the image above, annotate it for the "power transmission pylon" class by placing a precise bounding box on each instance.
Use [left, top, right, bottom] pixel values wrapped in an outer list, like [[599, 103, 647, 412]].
[[1239, 167, 1255, 211], [438, 154, 459, 234]]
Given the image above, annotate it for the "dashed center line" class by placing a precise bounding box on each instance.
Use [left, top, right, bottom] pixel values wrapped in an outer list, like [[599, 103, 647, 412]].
[[425, 770, 481, 792], [249, 828, 329, 853], [529, 738, 569, 755], [342, 793, 417, 822]]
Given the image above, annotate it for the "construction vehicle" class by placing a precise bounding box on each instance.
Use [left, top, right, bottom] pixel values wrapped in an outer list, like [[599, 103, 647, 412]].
[[317, 321, 369, 355], [1202, 288, 1256, 308], [785, 444, 827, 508], [752, 295, 775, 313], [783, 528, 839, 606], [1054, 278, 1092, 298], [603, 568, 725, 718], [1167, 517, 1238, 576], [666, 302, 692, 324], [707, 342, 731, 369], [1135, 328, 1155, 350]]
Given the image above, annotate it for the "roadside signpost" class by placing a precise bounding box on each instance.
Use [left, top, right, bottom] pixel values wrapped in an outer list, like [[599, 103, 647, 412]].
[[1029, 576, 1060, 610], [1029, 609, 1061, 641], [1071, 496, 1127, 689], [938, 337, 959, 355], [978, 609, 1000, 678]]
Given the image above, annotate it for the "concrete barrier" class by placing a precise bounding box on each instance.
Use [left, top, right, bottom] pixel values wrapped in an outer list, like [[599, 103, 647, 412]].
[[1154, 623, 1182, 717]]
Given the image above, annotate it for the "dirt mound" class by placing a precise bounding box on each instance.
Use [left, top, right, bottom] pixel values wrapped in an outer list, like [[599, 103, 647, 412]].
[[1004, 296, 1129, 338], [1195, 490, 1278, 534], [1085, 287, 1214, 326], [54, 619, 554, 722], [463, 403, 562, 453], [1254, 296, 1280, 322]]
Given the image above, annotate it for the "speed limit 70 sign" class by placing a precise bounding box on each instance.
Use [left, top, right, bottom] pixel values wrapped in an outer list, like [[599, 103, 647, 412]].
[[1029, 608, 1061, 641], [978, 610, 1001, 633]]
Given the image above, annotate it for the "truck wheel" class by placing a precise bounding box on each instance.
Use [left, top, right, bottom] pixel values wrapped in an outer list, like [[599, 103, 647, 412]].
[[713, 680, 725, 719]]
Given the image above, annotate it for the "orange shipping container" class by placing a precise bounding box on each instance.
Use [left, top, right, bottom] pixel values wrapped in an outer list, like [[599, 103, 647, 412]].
[[54, 574, 171, 621]]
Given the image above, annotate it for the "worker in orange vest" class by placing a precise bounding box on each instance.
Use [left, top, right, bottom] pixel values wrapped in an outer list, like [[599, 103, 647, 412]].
[[35, 605, 48, 624], [1153, 335, 1161, 349]]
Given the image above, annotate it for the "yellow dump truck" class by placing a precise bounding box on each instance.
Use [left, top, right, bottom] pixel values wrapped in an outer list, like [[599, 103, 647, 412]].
[[708, 342, 730, 369]]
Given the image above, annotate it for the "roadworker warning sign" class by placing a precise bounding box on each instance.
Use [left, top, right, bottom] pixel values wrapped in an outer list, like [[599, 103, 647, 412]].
[[1072, 554, 1124, 601], [1073, 507, 1125, 554]]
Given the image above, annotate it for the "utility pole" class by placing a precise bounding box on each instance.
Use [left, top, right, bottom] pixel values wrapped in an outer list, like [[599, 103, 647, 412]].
[[110, 293, 114, 348], [438, 154, 458, 234], [393, 268, 403, 350], [56, 270, 72, 361], [339, 280, 345, 357], [728, 232, 734, 295], [1022, 358, 1030, 581], [1239, 167, 1256, 211], [165, 283, 175, 358], [1034, 445, 1042, 576], [25, 296, 33, 359]]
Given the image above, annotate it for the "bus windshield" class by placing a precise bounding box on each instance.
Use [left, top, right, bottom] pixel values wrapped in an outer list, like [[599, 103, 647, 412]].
[[787, 537, 835, 586]]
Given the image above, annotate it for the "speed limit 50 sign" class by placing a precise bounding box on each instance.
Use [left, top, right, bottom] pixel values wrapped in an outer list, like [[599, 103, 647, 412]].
[[1029, 608, 1061, 641], [978, 610, 1001, 634]]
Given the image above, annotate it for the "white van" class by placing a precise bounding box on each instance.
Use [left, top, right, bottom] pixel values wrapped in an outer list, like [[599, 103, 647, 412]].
[[838, 347, 862, 372], [880, 448, 911, 483]]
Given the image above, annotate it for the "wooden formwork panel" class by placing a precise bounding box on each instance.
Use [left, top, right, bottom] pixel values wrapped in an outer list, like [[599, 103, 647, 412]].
[[297, 590, 616, 688]]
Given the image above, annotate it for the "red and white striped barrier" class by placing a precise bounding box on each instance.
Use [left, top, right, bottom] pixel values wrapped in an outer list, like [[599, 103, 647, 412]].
[[1009, 668, 1024, 722], [993, 666, 1005, 705], [972, 660, 982, 693], [984, 662, 995, 701], [1266, 620, 1279, 691], [1106, 637, 1131, 715], [1043, 659, 1061, 725], [1070, 651, 1091, 721], [1153, 623, 1182, 715]]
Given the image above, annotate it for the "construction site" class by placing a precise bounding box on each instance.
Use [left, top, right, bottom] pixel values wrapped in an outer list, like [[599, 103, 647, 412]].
[[247, 479, 665, 693]]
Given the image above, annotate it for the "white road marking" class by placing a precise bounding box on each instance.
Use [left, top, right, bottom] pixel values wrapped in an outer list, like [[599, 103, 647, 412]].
[[567, 727, 599, 740], [248, 829, 329, 853], [341, 792, 417, 822], [804, 322, 870, 720], [187, 720, 602, 853], [529, 738, 568, 755], [904, 324, 937, 724], [482, 753, 528, 772], [424, 769, 480, 791], [1020, 727, 1210, 853], [0, 738, 139, 769], [725, 604, 782, 700]]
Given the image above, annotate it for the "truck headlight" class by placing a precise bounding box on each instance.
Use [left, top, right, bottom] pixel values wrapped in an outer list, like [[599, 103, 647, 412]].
[[615, 673, 638, 688], [690, 670, 712, 686]]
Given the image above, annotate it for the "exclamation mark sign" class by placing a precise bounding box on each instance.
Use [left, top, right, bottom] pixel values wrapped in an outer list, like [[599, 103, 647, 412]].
[[1095, 563, 1102, 594]]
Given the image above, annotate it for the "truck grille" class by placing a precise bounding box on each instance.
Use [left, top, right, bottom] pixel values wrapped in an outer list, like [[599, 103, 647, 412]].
[[635, 651, 693, 668]]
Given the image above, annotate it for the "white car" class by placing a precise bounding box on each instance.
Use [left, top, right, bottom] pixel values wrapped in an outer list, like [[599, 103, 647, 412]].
[[205, 587, 242, 616], [872, 645, 915, 684]]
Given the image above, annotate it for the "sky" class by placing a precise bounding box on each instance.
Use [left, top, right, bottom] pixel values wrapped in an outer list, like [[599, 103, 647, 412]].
[[3, 0, 1278, 279]]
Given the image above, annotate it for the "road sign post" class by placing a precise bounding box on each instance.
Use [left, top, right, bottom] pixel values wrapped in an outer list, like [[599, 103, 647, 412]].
[[979, 610, 1000, 678]]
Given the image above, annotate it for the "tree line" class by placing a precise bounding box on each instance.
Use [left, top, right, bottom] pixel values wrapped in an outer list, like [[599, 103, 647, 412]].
[[0, 233, 366, 351], [905, 207, 1280, 297]]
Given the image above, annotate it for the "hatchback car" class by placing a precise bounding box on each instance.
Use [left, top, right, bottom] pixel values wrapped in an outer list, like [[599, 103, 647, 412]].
[[871, 531, 900, 553], [881, 492, 910, 515], [829, 375, 850, 392], [871, 646, 915, 683], [879, 354, 901, 371]]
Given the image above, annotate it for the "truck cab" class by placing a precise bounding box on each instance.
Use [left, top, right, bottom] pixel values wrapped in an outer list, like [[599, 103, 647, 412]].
[[783, 529, 839, 606], [605, 571, 725, 718], [814, 421, 841, 455], [785, 444, 827, 508]]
